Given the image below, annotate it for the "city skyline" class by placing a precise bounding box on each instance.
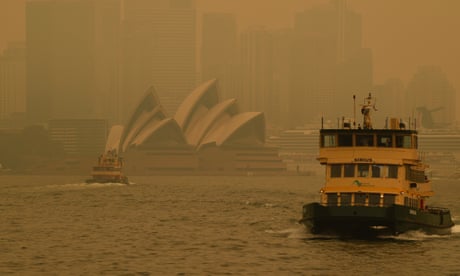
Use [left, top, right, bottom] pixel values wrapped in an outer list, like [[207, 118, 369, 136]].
[[196, 1, 460, 100], [0, 0, 459, 121]]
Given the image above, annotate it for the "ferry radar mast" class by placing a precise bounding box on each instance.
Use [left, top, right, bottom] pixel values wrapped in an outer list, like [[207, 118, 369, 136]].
[[360, 93, 377, 129]]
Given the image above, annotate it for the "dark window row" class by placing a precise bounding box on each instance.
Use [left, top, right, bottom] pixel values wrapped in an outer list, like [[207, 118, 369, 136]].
[[330, 164, 398, 178], [326, 193, 396, 207], [322, 133, 416, 148], [405, 165, 427, 182], [94, 167, 121, 171], [404, 197, 420, 209]]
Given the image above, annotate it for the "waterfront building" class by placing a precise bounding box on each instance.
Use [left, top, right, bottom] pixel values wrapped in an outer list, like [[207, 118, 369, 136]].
[[48, 119, 108, 157]]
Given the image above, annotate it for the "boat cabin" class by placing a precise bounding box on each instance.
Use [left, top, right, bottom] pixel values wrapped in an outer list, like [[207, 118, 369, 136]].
[[316, 94, 432, 211], [300, 93, 454, 236]]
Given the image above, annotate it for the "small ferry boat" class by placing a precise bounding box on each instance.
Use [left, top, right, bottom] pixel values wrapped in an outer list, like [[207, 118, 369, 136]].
[[299, 93, 454, 236], [86, 149, 129, 184]]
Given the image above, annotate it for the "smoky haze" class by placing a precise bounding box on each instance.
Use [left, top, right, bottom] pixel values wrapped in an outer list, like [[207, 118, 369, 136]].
[[2, 2, 460, 273], [1, 0, 459, 120], [0, 0, 459, 175], [198, 0, 460, 116]]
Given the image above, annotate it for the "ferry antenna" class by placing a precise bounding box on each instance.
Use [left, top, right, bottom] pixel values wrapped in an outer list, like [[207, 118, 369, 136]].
[[353, 95, 356, 129]]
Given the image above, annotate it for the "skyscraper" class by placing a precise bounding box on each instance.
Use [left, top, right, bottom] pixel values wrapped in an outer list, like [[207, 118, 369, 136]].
[[406, 66, 456, 128], [201, 12, 237, 100], [291, 0, 372, 126], [93, 0, 122, 124], [270, 29, 295, 127], [0, 42, 26, 121], [26, 0, 121, 124], [238, 27, 295, 128], [239, 27, 274, 114], [122, 0, 196, 119]]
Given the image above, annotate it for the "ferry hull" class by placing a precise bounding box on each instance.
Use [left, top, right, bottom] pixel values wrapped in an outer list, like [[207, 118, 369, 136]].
[[85, 176, 129, 184], [300, 202, 454, 236]]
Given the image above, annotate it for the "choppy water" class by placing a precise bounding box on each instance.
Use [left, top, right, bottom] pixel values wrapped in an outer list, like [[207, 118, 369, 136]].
[[1, 175, 460, 275]]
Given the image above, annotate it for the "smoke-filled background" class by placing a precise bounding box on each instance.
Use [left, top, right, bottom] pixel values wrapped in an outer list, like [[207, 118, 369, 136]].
[[1, 0, 459, 123], [200, 0, 460, 88], [0, 0, 459, 174]]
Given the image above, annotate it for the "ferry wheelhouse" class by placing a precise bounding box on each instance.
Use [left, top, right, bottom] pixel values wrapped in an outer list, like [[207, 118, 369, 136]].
[[300, 94, 454, 236], [86, 150, 129, 184]]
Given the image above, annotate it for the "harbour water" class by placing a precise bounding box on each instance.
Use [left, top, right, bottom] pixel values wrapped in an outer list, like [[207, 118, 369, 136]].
[[1, 175, 460, 275]]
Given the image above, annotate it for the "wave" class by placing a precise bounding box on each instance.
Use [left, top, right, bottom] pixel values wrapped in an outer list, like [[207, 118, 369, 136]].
[[244, 201, 277, 208], [46, 182, 131, 190], [265, 226, 310, 239], [269, 226, 458, 242], [389, 229, 456, 241], [451, 224, 460, 234]]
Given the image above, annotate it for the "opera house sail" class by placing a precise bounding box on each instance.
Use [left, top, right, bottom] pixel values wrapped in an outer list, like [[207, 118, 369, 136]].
[[107, 79, 285, 175]]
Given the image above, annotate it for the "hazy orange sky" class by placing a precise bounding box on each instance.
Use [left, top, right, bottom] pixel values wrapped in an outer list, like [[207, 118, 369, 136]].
[[1, 0, 459, 119]]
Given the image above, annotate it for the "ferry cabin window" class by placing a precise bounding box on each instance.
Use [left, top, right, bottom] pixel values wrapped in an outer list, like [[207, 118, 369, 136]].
[[377, 135, 392, 147], [95, 167, 120, 171], [404, 197, 418, 208], [327, 193, 338, 206], [412, 198, 418, 208], [358, 164, 369, 177], [383, 194, 396, 206], [344, 164, 355, 177], [338, 134, 353, 146], [322, 134, 336, 147], [341, 193, 352, 206], [355, 193, 366, 205], [372, 165, 382, 178], [396, 135, 412, 148], [388, 165, 398, 178], [330, 165, 342, 177], [368, 193, 380, 206], [405, 166, 425, 182], [356, 134, 374, 146]]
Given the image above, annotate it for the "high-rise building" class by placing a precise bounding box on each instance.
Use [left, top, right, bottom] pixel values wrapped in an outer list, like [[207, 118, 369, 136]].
[[290, 0, 372, 127], [270, 29, 295, 128], [239, 27, 274, 115], [373, 78, 406, 125], [0, 42, 26, 121], [406, 66, 456, 128], [122, 0, 196, 119], [201, 12, 238, 100], [239, 27, 295, 128], [26, 0, 121, 124], [93, 0, 122, 124]]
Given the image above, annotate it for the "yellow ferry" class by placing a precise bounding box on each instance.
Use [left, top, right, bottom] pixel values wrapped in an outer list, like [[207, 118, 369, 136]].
[[299, 93, 454, 236], [86, 149, 129, 184]]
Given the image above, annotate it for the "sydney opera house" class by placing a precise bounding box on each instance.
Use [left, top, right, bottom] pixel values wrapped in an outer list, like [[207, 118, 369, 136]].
[[106, 79, 286, 175]]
